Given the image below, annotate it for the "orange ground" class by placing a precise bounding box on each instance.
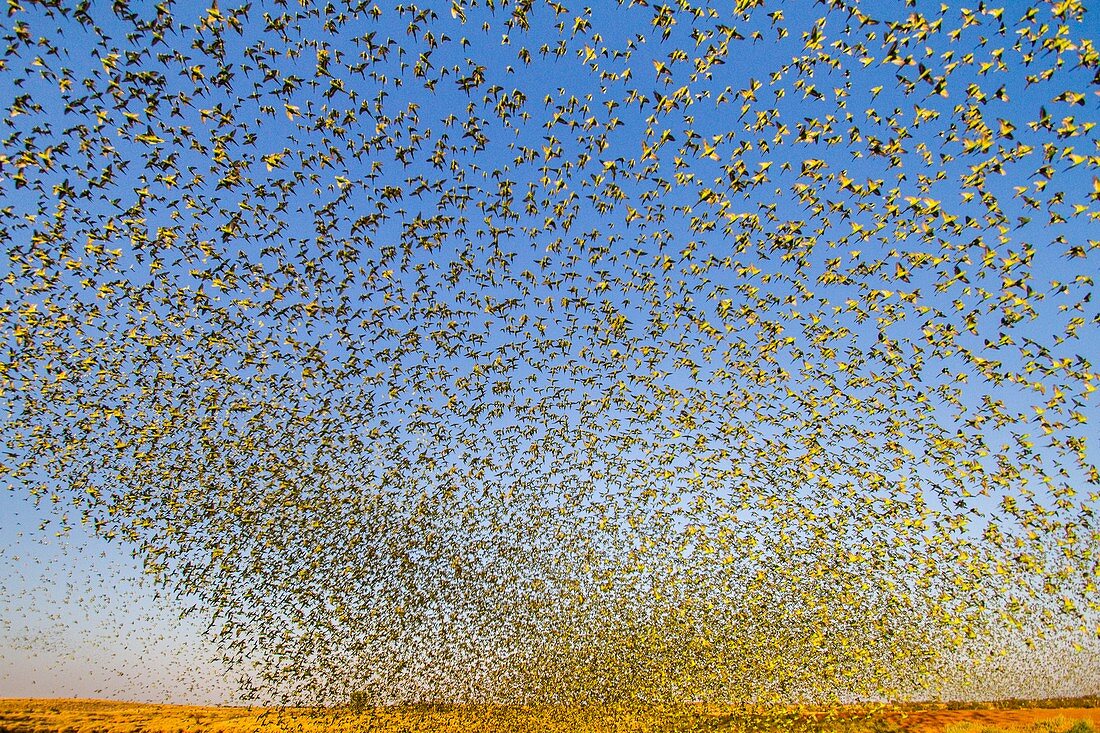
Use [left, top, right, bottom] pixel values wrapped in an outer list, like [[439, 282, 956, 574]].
[[0, 698, 1096, 733], [881, 707, 1100, 733], [0, 698, 269, 733]]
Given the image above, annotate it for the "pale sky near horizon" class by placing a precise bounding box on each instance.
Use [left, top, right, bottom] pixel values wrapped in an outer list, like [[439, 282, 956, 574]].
[[1, 491, 238, 705]]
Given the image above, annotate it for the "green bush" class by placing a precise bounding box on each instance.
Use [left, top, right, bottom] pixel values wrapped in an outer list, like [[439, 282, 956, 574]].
[[347, 691, 372, 713]]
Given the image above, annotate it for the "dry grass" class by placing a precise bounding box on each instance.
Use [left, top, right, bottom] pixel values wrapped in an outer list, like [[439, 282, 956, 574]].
[[0, 699, 721, 733], [0, 698, 1096, 733], [0, 699, 270, 733], [878, 709, 1100, 733]]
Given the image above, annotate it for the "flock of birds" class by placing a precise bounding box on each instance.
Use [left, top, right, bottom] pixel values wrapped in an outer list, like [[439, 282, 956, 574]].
[[1, 0, 1098, 717]]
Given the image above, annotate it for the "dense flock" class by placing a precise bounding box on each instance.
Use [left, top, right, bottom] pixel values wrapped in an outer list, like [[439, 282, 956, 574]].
[[1, 0, 1098, 712]]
